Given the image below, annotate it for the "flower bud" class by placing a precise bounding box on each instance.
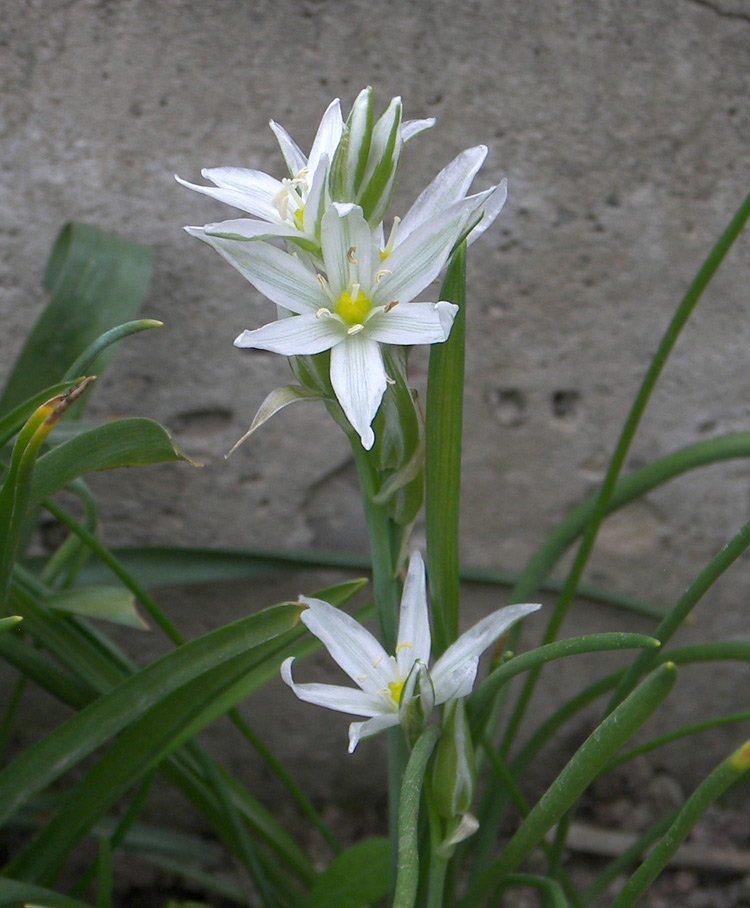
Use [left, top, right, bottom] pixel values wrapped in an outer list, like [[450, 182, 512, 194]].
[[432, 698, 476, 819]]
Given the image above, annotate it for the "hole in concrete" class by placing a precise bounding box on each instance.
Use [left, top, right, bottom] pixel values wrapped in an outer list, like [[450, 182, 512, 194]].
[[551, 390, 580, 420], [487, 388, 526, 427]]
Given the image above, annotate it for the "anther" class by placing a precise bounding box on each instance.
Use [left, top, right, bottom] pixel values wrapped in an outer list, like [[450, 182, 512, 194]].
[[347, 324, 364, 335], [374, 269, 392, 282], [384, 300, 399, 313], [316, 307, 332, 319], [347, 246, 358, 264]]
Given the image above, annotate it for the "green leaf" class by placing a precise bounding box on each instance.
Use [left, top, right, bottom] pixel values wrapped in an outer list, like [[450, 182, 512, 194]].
[[45, 586, 148, 630], [0, 222, 153, 417], [0, 604, 302, 832], [307, 838, 390, 908], [425, 244, 466, 656], [0, 878, 93, 907], [28, 418, 197, 511]]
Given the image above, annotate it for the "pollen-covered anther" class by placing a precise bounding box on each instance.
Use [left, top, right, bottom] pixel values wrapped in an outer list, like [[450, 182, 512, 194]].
[[347, 324, 364, 335], [374, 269, 392, 283], [347, 246, 358, 264], [395, 642, 413, 652], [384, 300, 399, 314]]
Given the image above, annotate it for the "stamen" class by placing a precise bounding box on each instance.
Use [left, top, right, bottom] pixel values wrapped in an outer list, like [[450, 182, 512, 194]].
[[384, 300, 399, 314], [395, 642, 413, 653], [347, 323, 364, 335], [374, 269, 392, 282], [317, 273, 328, 289], [316, 307, 332, 319], [380, 216, 401, 261], [372, 655, 383, 668], [347, 246, 357, 264], [386, 375, 396, 385]]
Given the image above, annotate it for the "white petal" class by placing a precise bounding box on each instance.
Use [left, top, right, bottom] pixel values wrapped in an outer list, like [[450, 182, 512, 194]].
[[234, 314, 344, 356], [298, 597, 396, 693], [177, 169, 283, 223], [204, 217, 316, 245], [401, 117, 436, 143], [364, 301, 458, 346], [320, 204, 373, 298], [281, 658, 390, 717], [185, 229, 325, 314], [307, 98, 344, 177], [302, 154, 330, 236], [431, 603, 541, 704], [397, 146, 488, 242], [466, 178, 508, 245], [348, 714, 400, 752], [433, 658, 480, 704], [371, 208, 465, 308], [269, 119, 307, 177], [329, 334, 387, 450], [396, 552, 431, 679]]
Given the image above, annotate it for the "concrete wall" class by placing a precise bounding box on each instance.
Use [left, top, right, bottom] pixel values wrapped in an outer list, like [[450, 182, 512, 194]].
[[3, 0, 750, 798]]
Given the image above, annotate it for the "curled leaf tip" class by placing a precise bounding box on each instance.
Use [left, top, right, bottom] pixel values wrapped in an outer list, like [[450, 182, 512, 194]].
[[730, 741, 750, 771]]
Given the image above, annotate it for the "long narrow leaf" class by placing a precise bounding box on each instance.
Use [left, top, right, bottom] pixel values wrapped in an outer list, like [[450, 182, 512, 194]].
[[425, 243, 466, 657]]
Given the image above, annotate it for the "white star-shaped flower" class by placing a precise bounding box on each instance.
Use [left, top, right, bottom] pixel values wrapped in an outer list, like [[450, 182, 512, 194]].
[[281, 552, 541, 752], [187, 198, 484, 448]]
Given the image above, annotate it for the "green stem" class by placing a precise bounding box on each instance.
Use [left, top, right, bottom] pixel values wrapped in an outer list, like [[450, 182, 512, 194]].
[[393, 726, 440, 908], [609, 741, 750, 908]]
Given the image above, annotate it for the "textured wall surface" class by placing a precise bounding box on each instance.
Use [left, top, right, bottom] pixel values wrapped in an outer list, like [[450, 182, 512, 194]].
[[2, 0, 750, 800]]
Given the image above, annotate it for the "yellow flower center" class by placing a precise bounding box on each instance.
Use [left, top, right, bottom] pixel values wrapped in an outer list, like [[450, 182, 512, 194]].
[[334, 285, 372, 326], [388, 680, 405, 704]]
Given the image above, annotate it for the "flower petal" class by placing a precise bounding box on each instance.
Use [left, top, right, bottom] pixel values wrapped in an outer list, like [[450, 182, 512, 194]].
[[401, 117, 436, 143], [397, 146, 488, 242], [268, 119, 307, 178], [185, 228, 325, 315], [364, 301, 458, 346], [396, 552, 431, 679], [234, 313, 344, 356], [204, 217, 316, 246], [176, 169, 284, 223], [298, 597, 396, 693], [431, 603, 541, 704], [466, 178, 508, 245], [281, 658, 390, 717], [371, 208, 466, 307], [307, 98, 344, 177], [348, 714, 400, 753], [320, 203, 373, 298], [329, 334, 387, 450]]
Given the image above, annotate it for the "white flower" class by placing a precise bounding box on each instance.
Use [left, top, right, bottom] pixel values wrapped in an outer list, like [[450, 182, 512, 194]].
[[281, 552, 541, 752], [176, 89, 436, 253], [188, 200, 478, 449], [176, 98, 343, 251]]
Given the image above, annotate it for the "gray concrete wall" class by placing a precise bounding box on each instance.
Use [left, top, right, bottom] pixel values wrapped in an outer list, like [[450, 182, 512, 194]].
[[3, 0, 750, 799]]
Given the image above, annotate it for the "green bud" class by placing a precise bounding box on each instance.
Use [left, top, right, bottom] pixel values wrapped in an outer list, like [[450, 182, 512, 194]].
[[432, 699, 476, 819]]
